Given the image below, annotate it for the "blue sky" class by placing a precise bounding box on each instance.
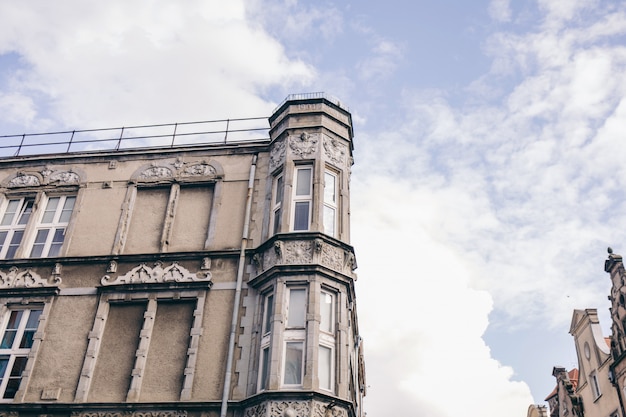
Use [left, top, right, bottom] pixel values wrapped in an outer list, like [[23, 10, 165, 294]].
[[2, 0, 626, 415]]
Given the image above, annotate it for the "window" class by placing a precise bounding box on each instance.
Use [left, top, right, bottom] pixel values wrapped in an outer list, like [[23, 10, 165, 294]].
[[0, 308, 42, 400], [323, 171, 338, 237], [0, 198, 34, 259], [282, 287, 307, 386], [30, 195, 75, 257], [590, 371, 601, 399], [258, 292, 274, 391], [0, 195, 75, 259], [319, 290, 335, 392], [292, 166, 312, 231], [271, 175, 284, 235]]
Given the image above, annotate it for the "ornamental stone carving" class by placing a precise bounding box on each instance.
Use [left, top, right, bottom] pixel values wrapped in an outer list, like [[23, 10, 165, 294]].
[[289, 132, 318, 158], [138, 165, 173, 180], [270, 138, 286, 171], [0, 266, 61, 288], [270, 401, 310, 417], [323, 135, 347, 166], [181, 162, 216, 178], [101, 261, 212, 286], [284, 240, 313, 264], [312, 401, 347, 417], [244, 403, 267, 417], [8, 173, 40, 187], [49, 170, 80, 185], [71, 412, 187, 417], [321, 245, 343, 271]]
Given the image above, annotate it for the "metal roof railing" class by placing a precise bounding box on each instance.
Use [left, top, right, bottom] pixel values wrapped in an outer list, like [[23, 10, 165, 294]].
[[0, 117, 270, 158], [272, 92, 349, 114]]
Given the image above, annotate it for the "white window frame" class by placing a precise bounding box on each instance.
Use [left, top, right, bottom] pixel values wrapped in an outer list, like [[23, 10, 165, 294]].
[[291, 166, 313, 232], [0, 197, 34, 259], [270, 174, 284, 235], [590, 370, 601, 399], [0, 307, 43, 401], [323, 170, 338, 237], [319, 289, 336, 392], [258, 291, 274, 391], [282, 286, 307, 387], [28, 195, 76, 258]]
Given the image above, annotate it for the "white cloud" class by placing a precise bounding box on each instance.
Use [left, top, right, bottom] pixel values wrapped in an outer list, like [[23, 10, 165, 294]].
[[489, 0, 512, 22], [0, 0, 315, 130]]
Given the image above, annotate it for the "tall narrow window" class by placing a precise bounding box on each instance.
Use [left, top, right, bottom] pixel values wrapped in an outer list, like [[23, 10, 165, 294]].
[[292, 166, 312, 231], [30, 195, 75, 257], [283, 287, 307, 386], [590, 371, 601, 399], [271, 175, 284, 235], [0, 198, 34, 259], [0, 308, 42, 400], [259, 292, 274, 391], [323, 171, 338, 237], [319, 290, 335, 392]]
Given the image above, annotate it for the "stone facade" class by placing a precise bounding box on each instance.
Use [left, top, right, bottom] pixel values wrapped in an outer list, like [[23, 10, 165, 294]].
[[0, 95, 365, 417]]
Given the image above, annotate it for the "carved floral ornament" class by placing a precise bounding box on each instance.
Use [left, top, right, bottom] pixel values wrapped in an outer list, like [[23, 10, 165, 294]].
[[134, 159, 220, 183], [245, 400, 345, 417], [259, 239, 356, 276], [322, 134, 347, 166], [289, 132, 319, 158], [6, 168, 82, 188], [70, 412, 187, 417], [0, 265, 62, 289], [101, 260, 212, 286]]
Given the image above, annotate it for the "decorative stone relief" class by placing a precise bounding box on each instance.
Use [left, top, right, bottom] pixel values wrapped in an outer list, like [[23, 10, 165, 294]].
[[323, 135, 347, 166], [289, 132, 318, 158], [321, 245, 343, 272], [71, 412, 187, 417], [181, 162, 216, 178], [138, 165, 173, 180], [8, 173, 40, 187], [244, 403, 268, 417], [270, 401, 310, 417], [283, 240, 313, 264], [269, 138, 286, 171], [0, 266, 61, 288], [101, 261, 212, 286], [312, 401, 346, 417], [49, 170, 80, 185]]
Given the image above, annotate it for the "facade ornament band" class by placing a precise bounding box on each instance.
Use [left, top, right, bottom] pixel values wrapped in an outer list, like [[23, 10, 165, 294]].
[[8, 173, 41, 187], [101, 261, 212, 286], [269, 138, 286, 171], [289, 132, 318, 158], [323, 135, 347, 166], [0, 266, 61, 288]]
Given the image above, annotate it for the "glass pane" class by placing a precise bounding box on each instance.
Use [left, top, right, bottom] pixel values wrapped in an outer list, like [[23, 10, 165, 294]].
[[263, 294, 274, 334], [0, 310, 23, 349], [323, 206, 336, 237], [0, 355, 9, 377], [41, 197, 60, 223], [20, 310, 42, 349], [319, 345, 332, 390], [6, 231, 23, 259], [4, 356, 27, 399], [320, 292, 333, 333], [47, 228, 65, 257], [260, 347, 270, 390], [284, 342, 303, 385], [274, 176, 284, 205], [59, 196, 76, 223], [293, 202, 310, 231], [272, 209, 281, 235], [17, 199, 34, 225], [29, 229, 49, 258], [1, 200, 19, 226], [324, 172, 336, 203], [295, 168, 312, 196], [0, 231, 8, 253], [287, 289, 306, 328]]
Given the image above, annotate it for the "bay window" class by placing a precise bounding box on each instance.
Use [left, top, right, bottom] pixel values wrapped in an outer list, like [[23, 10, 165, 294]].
[[323, 170, 338, 237], [282, 287, 307, 386], [292, 166, 312, 231]]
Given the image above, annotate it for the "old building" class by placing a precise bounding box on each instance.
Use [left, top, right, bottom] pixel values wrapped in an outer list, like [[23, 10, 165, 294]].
[[0, 93, 365, 417]]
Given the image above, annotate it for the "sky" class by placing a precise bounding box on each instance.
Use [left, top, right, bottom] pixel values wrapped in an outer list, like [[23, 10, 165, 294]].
[[1, 0, 626, 415]]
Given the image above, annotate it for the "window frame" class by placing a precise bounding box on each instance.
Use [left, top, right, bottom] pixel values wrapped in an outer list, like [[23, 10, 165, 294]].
[[270, 173, 284, 235], [0, 304, 45, 402], [258, 291, 274, 391], [323, 169, 338, 237], [29, 194, 76, 258], [291, 165, 313, 232], [590, 370, 601, 399], [0, 197, 35, 259], [281, 286, 308, 387], [319, 288, 336, 393]]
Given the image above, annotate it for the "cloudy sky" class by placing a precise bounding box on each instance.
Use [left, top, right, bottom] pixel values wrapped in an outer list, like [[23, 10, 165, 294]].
[[2, 0, 626, 415]]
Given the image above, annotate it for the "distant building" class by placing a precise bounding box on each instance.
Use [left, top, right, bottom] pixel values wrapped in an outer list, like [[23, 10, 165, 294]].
[[545, 368, 582, 417], [0, 93, 366, 417]]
